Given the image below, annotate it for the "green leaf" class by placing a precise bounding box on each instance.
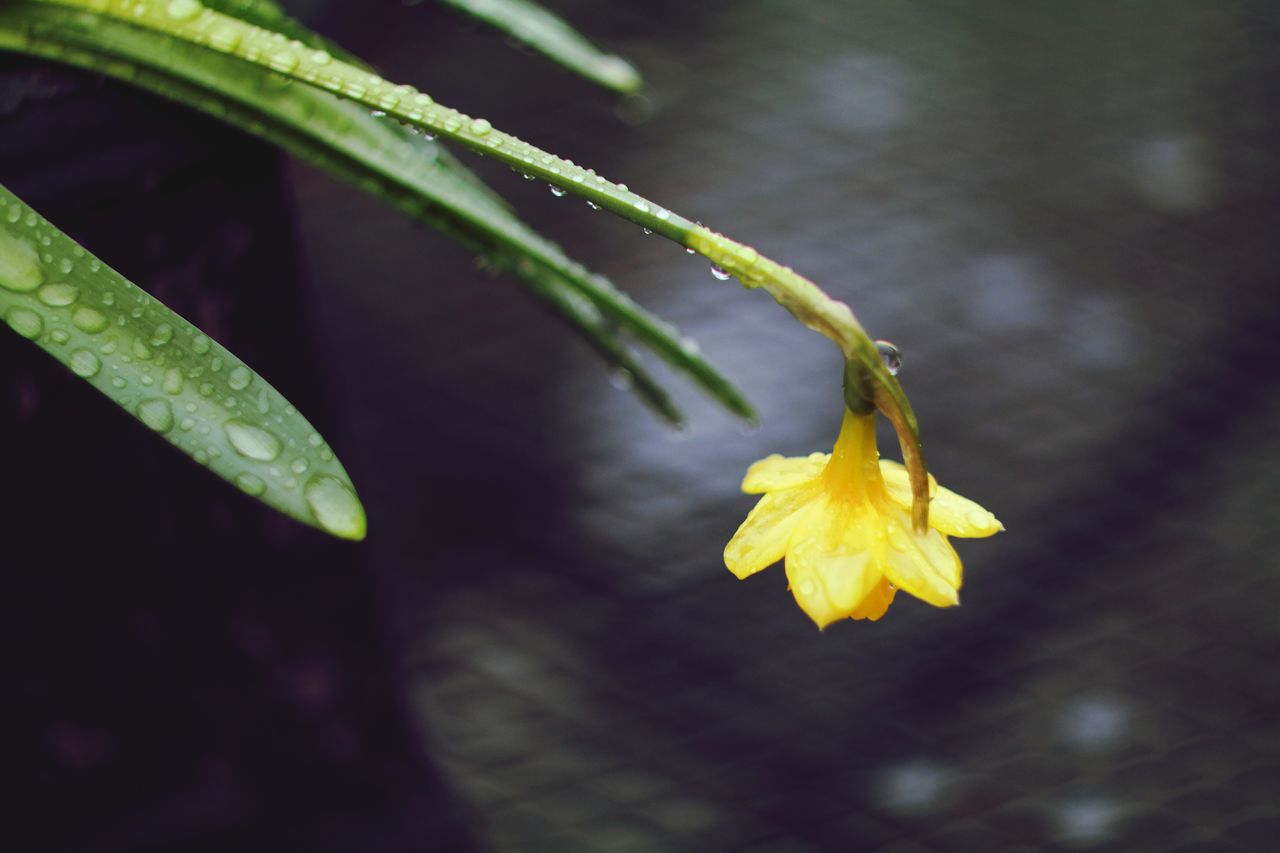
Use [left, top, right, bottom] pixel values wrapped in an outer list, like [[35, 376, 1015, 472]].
[[18, 0, 756, 421], [436, 0, 642, 93], [3, 3, 752, 423], [0, 182, 367, 541]]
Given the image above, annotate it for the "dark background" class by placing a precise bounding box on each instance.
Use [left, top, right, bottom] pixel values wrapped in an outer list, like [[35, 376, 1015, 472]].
[[4, 1, 1279, 851]]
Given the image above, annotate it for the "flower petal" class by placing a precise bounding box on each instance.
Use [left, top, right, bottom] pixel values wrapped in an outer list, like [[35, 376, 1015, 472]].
[[882, 509, 961, 607], [849, 579, 896, 621], [784, 498, 884, 628], [742, 452, 829, 494], [724, 483, 820, 579], [880, 460, 1002, 538]]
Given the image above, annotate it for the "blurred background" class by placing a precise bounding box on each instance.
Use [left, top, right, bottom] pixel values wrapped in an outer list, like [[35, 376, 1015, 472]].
[[4, 0, 1279, 850]]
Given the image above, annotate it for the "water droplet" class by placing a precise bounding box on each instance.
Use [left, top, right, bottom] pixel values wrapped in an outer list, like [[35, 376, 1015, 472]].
[[609, 368, 633, 391], [469, 117, 492, 136], [209, 25, 241, 51], [57, 257, 73, 274], [634, 201, 650, 213], [549, 185, 566, 197], [304, 475, 366, 540], [310, 49, 331, 66], [685, 247, 695, 254], [587, 201, 600, 210], [166, 0, 202, 21], [235, 472, 267, 496], [50, 329, 70, 345], [268, 51, 299, 74], [162, 367, 184, 395], [137, 398, 174, 433], [131, 338, 153, 361], [227, 365, 252, 391], [656, 209, 671, 221], [149, 323, 173, 346], [710, 265, 732, 281], [799, 578, 817, 596], [179, 418, 195, 431], [111, 377, 127, 390], [191, 334, 211, 355], [4, 307, 43, 339], [224, 419, 282, 461], [69, 349, 100, 378], [70, 306, 108, 333], [876, 340, 902, 375], [290, 458, 310, 475], [642, 228, 652, 235], [0, 231, 44, 292]]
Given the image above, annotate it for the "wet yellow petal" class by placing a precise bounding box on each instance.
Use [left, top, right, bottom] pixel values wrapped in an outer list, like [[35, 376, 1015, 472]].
[[849, 579, 897, 621], [880, 460, 1002, 538], [742, 452, 828, 494], [784, 551, 849, 629], [882, 509, 961, 607], [724, 483, 820, 579], [782, 498, 885, 627]]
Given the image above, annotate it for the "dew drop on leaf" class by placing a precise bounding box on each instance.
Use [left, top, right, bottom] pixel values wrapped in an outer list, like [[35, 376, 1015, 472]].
[[0, 231, 43, 293], [69, 349, 100, 378], [4, 306, 43, 339], [236, 473, 267, 496], [224, 419, 283, 461], [227, 366, 252, 391], [304, 475, 366, 540], [137, 398, 175, 433]]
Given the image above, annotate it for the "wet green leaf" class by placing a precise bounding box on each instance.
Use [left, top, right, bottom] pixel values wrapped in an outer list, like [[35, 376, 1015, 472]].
[[0, 183, 367, 540]]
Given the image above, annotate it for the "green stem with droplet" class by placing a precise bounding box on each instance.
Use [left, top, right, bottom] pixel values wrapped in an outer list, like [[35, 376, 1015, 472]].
[[0, 182, 367, 540], [31, 0, 930, 519], [0, 1, 696, 424]]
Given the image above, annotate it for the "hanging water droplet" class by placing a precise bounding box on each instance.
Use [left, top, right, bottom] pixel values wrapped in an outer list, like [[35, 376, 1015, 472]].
[[587, 201, 600, 210], [710, 265, 732, 281], [685, 247, 695, 254], [549, 185, 566, 197], [609, 369, 634, 391], [304, 475, 366, 540], [137, 398, 175, 433], [4, 307, 43, 339], [875, 340, 902, 375], [227, 366, 252, 391], [224, 419, 282, 461], [235, 472, 267, 496], [642, 228, 652, 236]]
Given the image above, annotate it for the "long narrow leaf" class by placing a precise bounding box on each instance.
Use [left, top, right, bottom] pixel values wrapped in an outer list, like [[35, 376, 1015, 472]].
[[0, 4, 692, 423], [30, 0, 760, 421], [0, 182, 367, 541], [436, 0, 641, 93]]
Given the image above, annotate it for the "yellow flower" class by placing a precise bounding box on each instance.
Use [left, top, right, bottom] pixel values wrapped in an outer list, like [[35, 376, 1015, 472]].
[[724, 409, 1002, 628]]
